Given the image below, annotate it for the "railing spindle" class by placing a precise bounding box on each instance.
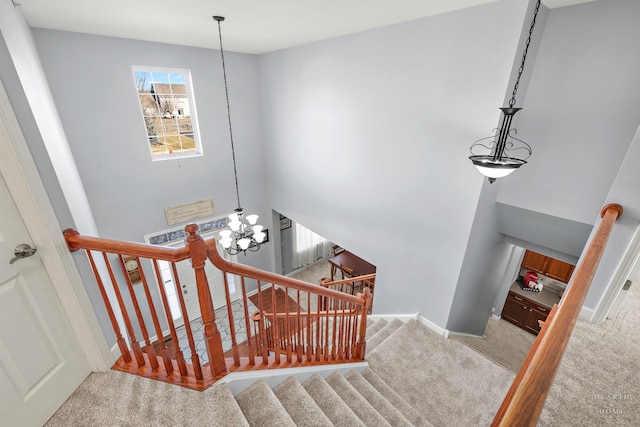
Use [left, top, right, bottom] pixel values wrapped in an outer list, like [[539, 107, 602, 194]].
[[83, 249, 131, 363], [151, 259, 177, 373], [171, 262, 198, 378], [132, 256, 163, 370], [101, 252, 145, 366]]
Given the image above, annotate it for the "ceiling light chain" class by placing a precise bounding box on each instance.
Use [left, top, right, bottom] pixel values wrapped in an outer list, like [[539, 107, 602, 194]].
[[213, 16, 266, 255], [469, 0, 540, 183], [509, 0, 541, 108]]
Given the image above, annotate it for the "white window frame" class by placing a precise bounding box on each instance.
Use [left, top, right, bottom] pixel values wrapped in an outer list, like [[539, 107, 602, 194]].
[[132, 66, 203, 161]]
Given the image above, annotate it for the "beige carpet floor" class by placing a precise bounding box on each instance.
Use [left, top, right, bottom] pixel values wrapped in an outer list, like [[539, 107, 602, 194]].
[[452, 316, 536, 373]]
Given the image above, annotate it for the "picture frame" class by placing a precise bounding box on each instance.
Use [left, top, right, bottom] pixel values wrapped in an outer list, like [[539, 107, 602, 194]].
[[280, 217, 292, 230]]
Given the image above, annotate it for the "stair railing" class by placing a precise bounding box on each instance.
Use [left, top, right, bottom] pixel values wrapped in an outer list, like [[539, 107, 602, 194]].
[[64, 224, 372, 391], [492, 203, 623, 426], [317, 274, 376, 311]]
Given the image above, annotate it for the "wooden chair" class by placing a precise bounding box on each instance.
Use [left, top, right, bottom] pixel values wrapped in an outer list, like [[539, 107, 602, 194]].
[[340, 264, 354, 280]]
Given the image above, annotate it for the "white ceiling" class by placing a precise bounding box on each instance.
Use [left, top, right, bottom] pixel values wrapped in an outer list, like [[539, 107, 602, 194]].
[[17, 0, 597, 54]]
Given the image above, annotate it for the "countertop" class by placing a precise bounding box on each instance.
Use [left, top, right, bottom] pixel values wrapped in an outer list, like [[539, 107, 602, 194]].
[[509, 281, 562, 309]]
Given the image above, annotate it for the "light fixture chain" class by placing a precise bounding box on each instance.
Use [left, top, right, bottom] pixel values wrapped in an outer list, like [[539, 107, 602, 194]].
[[509, 0, 541, 108], [216, 18, 242, 210]]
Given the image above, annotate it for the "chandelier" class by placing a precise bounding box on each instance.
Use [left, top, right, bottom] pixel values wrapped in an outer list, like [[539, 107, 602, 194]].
[[213, 16, 266, 255], [469, 0, 540, 183]]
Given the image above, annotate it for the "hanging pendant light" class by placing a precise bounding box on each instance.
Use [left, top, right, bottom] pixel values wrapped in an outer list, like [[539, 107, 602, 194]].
[[214, 16, 266, 255], [469, 0, 540, 183]]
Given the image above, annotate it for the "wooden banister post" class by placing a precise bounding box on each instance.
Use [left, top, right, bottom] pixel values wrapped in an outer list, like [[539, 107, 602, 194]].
[[355, 287, 372, 359], [184, 224, 227, 378]]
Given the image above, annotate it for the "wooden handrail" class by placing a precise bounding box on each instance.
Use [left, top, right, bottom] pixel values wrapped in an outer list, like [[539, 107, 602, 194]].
[[64, 229, 191, 261], [204, 239, 364, 305], [318, 274, 376, 287], [492, 203, 623, 426]]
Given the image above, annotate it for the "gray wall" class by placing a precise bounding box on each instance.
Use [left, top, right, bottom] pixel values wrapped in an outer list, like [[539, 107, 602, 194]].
[[583, 125, 640, 310], [495, 0, 640, 311], [497, 0, 640, 226], [32, 29, 275, 275], [259, 0, 530, 327]]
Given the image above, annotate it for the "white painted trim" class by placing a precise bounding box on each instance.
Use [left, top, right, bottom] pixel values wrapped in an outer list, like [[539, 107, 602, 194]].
[[579, 305, 594, 322], [368, 313, 418, 323], [446, 330, 484, 339], [492, 314, 501, 321], [416, 313, 448, 337], [0, 80, 111, 370], [591, 224, 640, 324], [218, 361, 369, 396]]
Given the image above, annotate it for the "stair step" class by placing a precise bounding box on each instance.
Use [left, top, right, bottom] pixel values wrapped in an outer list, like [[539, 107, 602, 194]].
[[235, 380, 296, 427], [303, 374, 366, 427], [273, 376, 333, 427], [366, 318, 388, 336], [346, 370, 413, 426], [204, 384, 251, 426], [326, 371, 391, 426], [367, 318, 404, 354], [361, 368, 432, 427]]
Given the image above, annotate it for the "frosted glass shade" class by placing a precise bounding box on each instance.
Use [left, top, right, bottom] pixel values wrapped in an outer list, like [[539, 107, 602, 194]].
[[238, 238, 251, 250], [252, 225, 263, 233], [229, 220, 241, 231], [473, 165, 517, 179], [246, 214, 259, 225], [219, 230, 232, 239], [254, 232, 266, 243], [220, 237, 232, 248]]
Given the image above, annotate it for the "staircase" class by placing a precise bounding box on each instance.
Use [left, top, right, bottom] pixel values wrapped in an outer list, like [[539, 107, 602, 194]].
[[47, 317, 515, 426]]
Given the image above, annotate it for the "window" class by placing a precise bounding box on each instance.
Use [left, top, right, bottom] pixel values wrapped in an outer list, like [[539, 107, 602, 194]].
[[132, 67, 202, 160]]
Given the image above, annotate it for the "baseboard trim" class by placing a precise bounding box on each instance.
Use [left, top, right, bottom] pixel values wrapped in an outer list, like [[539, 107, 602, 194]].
[[218, 361, 369, 396], [416, 314, 448, 337], [579, 305, 594, 321], [446, 330, 484, 339], [109, 342, 121, 365], [368, 313, 418, 323]]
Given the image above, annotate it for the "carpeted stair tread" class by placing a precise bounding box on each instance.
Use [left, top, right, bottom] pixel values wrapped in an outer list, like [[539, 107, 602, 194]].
[[46, 371, 248, 426], [345, 370, 413, 426], [273, 376, 333, 427], [235, 380, 296, 427], [325, 372, 391, 426], [361, 368, 432, 427], [366, 319, 513, 427], [366, 318, 387, 336], [366, 318, 404, 354], [303, 374, 366, 427]]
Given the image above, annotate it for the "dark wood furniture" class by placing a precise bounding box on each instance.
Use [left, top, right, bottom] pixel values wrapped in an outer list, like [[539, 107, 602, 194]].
[[502, 290, 551, 335], [521, 250, 575, 283], [328, 251, 376, 281]]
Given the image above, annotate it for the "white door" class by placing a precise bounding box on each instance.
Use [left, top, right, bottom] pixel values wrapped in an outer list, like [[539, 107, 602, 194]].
[[0, 173, 90, 426]]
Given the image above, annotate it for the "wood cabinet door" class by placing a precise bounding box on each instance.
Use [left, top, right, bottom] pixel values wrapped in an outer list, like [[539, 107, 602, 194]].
[[502, 294, 527, 326], [525, 308, 548, 335], [545, 259, 575, 283], [521, 250, 548, 273]]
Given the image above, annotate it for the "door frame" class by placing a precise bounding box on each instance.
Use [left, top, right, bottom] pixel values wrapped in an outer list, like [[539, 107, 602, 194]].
[[591, 223, 640, 324], [0, 80, 111, 370]]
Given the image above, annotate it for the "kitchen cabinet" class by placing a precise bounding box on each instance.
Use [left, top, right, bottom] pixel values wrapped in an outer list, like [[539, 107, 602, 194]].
[[502, 291, 552, 335], [521, 250, 575, 283]]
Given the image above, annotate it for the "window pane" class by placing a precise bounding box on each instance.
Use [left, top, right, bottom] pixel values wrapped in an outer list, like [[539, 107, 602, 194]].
[[132, 67, 202, 160]]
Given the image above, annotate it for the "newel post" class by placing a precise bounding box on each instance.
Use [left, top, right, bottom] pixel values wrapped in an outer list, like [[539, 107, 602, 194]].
[[184, 224, 227, 377], [355, 287, 372, 359]]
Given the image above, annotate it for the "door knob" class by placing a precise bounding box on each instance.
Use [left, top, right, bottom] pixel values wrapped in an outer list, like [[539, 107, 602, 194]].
[[10, 243, 37, 264]]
